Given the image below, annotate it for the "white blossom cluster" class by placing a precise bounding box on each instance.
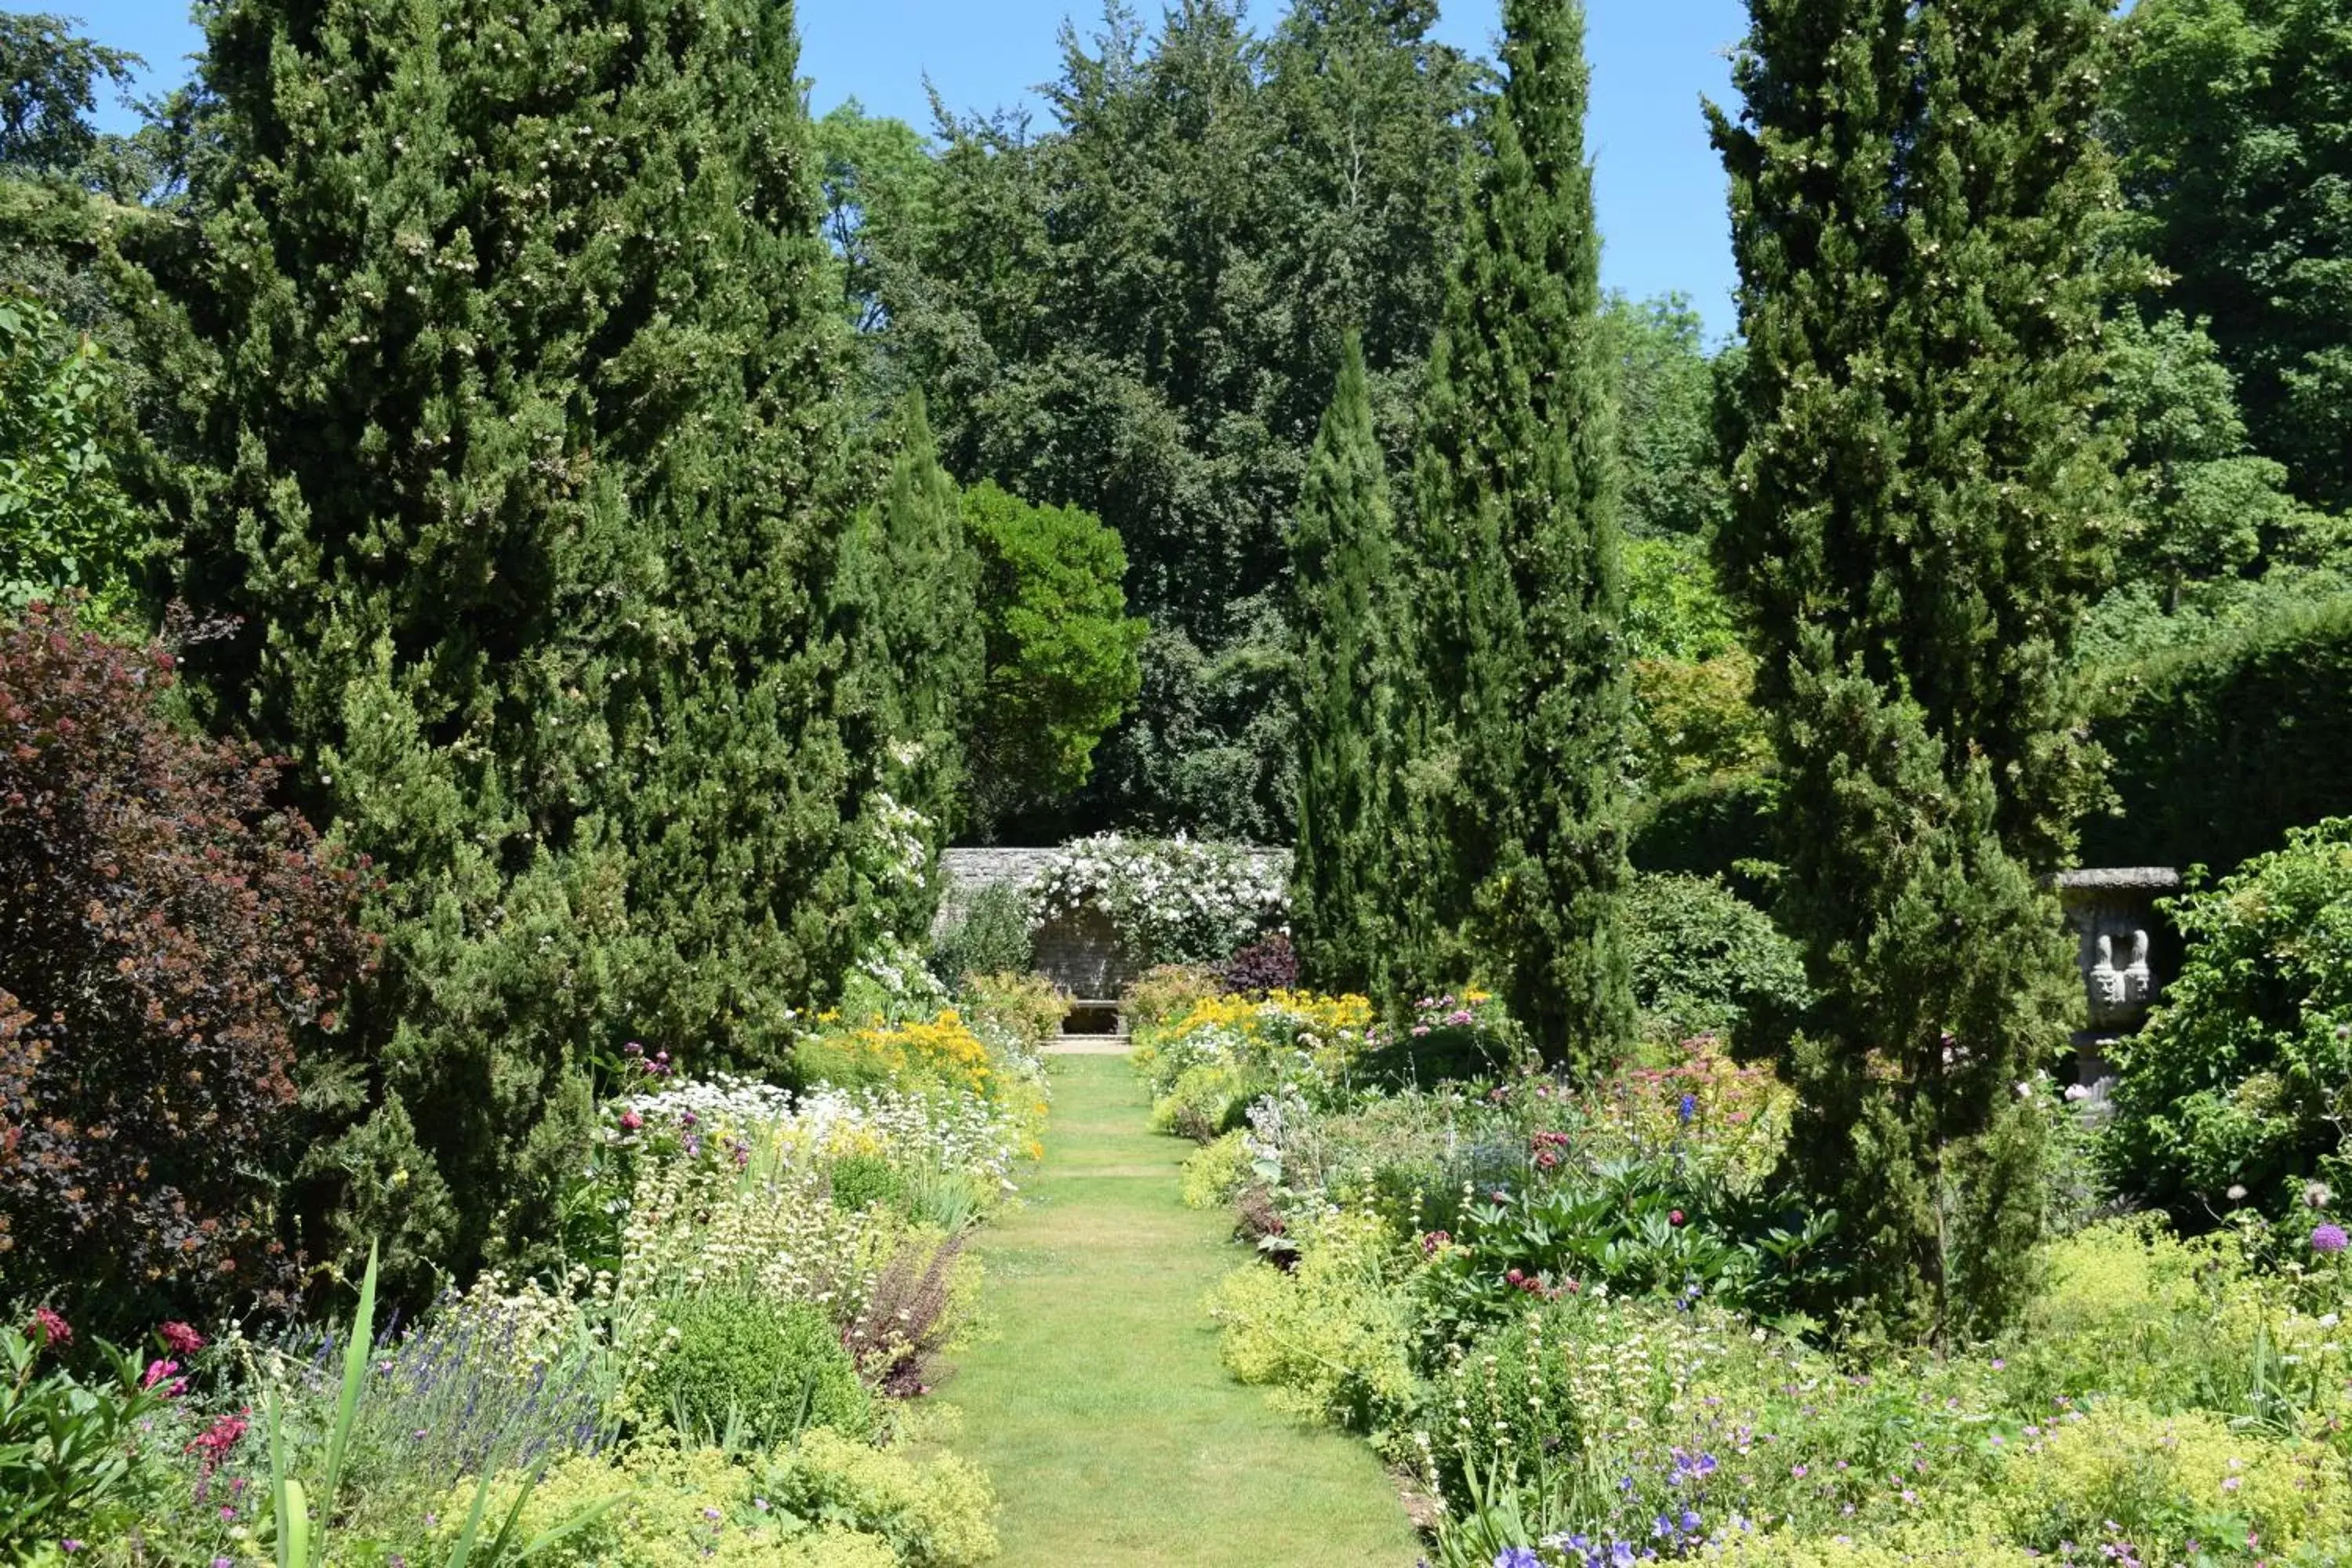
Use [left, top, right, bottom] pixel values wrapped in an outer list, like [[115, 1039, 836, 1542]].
[[857, 788, 934, 899], [1029, 833, 1290, 966], [612, 1073, 1028, 1188], [854, 935, 952, 1014]]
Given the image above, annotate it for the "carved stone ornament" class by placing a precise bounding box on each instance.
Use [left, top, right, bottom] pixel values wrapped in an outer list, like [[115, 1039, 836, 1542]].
[[2053, 866, 2183, 1034]]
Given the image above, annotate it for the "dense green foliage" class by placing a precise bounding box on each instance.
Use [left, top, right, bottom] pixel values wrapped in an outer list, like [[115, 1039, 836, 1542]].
[[2103, 819, 2352, 1230], [2104, 310, 2329, 601], [957, 481, 1145, 840], [1403, 0, 1632, 1067], [929, 883, 1035, 988], [0, 289, 142, 621], [829, 2, 1477, 837], [1290, 336, 1406, 995], [1625, 872, 1809, 1045], [641, 1293, 876, 1446], [143, 0, 908, 1292], [2110, 0, 2352, 513], [833, 390, 983, 927], [2082, 592, 2352, 876], [1711, 0, 2117, 1339], [1602, 292, 1729, 542], [0, 606, 370, 1328]]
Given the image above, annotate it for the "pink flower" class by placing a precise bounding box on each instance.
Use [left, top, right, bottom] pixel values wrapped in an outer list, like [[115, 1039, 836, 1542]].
[[619, 1109, 644, 1134], [187, 1412, 249, 1468], [158, 1321, 206, 1356], [27, 1307, 70, 1348], [142, 1358, 187, 1397]]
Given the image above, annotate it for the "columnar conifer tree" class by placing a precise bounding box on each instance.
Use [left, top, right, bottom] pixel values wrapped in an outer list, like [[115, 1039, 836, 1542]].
[[1709, 0, 2119, 1339], [161, 0, 867, 1284], [1406, 0, 1632, 1065], [833, 391, 984, 944], [1291, 336, 1403, 996]]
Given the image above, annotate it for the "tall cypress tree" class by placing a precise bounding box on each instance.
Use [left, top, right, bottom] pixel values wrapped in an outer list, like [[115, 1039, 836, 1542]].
[[1407, 0, 1631, 1064], [1292, 335, 1402, 995], [1709, 0, 2118, 1339], [161, 0, 860, 1285], [833, 390, 984, 946]]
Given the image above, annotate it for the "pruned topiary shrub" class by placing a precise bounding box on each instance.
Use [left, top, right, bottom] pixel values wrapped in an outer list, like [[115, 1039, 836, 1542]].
[[0, 604, 373, 1328]]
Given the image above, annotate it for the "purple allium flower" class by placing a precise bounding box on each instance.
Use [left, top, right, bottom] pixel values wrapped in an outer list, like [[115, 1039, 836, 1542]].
[[2314, 1222, 2349, 1254]]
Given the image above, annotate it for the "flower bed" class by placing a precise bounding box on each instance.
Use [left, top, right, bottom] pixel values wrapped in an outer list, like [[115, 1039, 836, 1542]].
[[9, 972, 1065, 1565], [1152, 986, 2352, 1568]]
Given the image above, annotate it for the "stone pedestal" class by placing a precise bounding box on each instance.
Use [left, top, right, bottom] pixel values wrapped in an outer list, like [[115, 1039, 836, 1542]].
[[2053, 866, 2183, 1115]]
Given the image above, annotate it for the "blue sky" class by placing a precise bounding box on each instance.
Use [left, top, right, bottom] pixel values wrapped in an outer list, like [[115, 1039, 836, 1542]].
[[65, 0, 1745, 338]]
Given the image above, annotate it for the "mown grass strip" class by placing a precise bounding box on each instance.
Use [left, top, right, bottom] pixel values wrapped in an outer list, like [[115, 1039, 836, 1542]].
[[938, 1052, 1423, 1566]]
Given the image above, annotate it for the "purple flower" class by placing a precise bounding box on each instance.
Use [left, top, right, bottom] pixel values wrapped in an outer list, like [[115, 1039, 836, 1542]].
[[2315, 1223, 2349, 1254], [1492, 1550, 1541, 1568], [1678, 1093, 1697, 1123]]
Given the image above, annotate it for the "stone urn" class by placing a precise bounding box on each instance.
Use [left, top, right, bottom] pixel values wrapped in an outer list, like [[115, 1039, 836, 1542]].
[[2053, 866, 2183, 1109]]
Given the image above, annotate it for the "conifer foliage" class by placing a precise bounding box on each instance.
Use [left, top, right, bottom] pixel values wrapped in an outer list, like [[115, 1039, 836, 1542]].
[[833, 391, 984, 943], [1291, 335, 1402, 996], [1405, 0, 1632, 1065], [158, 0, 875, 1285], [1710, 0, 2118, 1338]]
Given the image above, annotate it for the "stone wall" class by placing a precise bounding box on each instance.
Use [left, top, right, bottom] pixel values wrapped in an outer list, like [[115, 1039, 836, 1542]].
[[934, 843, 1288, 1002]]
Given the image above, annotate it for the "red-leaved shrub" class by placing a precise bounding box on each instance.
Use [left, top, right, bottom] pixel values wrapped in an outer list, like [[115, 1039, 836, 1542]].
[[0, 604, 373, 1322], [1216, 933, 1299, 995]]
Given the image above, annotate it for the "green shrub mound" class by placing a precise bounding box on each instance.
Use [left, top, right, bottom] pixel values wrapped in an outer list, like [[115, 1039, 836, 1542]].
[[2103, 817, 2352, 1222], [2082, 593, 2352, 877], [641, 1294, 874, 1446], [1628, 773, 1779, 898], [1624, 871, 1809, 1044]]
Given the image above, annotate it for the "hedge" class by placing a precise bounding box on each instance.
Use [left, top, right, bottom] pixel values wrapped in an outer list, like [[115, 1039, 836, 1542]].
[[2079, 593, 2352, 877]]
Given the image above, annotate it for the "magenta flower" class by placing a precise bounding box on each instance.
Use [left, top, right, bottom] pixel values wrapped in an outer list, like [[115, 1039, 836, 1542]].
[[27, 1307, 70, 1348], [2314, 1223, 2349, 1254]]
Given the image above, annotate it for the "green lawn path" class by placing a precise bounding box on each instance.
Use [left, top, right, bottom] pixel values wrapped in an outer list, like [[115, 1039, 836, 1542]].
[[936, 1051, 1424, 1567]]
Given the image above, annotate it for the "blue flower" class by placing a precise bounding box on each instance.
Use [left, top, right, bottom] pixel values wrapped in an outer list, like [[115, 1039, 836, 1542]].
[[1681, 1510, 1703, 1534], [1492, 1549, 1541, 1568], [1678, 1093, 1697, 1123]]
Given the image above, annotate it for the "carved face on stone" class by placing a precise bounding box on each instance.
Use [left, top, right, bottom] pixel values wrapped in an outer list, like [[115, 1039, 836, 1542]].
[[2085, 926, 2153, 1027]]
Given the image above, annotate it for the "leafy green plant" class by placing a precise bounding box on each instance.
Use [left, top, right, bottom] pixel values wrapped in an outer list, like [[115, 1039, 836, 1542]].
[[2105, 818, 2352, 1221], [959, 481, 1147, 837], [955, 970, 1067, 1056], [1624, 871, 1809, 1044], [638, 1294, 873, 1448], [829, 1152, 906, 1214], [753, 1426, 998, 1568], [0, 1315, 172, 1553], [929, 884, 1036, 989], [0, 289, 147, 625]]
